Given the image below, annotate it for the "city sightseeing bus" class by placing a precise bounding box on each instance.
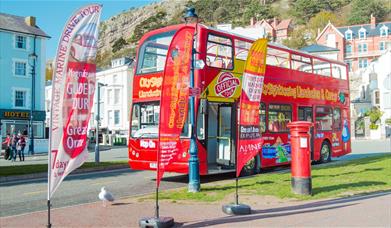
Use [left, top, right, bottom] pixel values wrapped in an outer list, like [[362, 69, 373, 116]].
[[128, 23, 351, 175]]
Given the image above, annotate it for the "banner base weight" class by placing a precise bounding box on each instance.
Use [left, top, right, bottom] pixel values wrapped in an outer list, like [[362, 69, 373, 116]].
[[222, 204, 251, 215], [139, 217, 174, 228]]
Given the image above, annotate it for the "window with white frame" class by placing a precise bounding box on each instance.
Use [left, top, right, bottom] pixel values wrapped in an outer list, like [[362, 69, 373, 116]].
[[345, 30, 352, 40], [108, 110, 113, 125], [114, 89, 120, 105], [14, 61, 27, 76], [345, 44, 352, 54], [345, 60, 353, 72], [358, 43, 367, 53], [113, 74, 118, 84], [114, 110, 120, 125], [359, 28, 366, 39], [374, 90, 380, 105], [380, 25, 388, 37], [379, 41, 386, 50], [14, 90, 26, 107], [107, 89, 113, 105], [15, 35, 26, 49], [358, 58, 368, 69]]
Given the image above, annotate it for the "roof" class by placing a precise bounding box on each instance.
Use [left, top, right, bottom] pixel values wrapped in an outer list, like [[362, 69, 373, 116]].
[[300, 44, 339, 53], [276, 19, 292, 30], [316, 22, 344, 40], [337, 21, 391, 38], [0, 13, 50, 38]]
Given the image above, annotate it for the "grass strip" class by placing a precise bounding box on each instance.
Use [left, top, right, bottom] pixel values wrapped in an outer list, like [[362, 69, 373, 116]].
[[153, 154, 391, 202], [0, 160, 128, 176]]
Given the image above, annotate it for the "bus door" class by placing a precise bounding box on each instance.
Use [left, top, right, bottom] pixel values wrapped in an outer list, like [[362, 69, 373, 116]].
[[207, 102, 235, 169], [298, 106, 314, 160]]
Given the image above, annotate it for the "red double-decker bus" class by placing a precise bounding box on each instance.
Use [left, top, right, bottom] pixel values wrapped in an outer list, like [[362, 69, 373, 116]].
[[128, 23, 351, 175]]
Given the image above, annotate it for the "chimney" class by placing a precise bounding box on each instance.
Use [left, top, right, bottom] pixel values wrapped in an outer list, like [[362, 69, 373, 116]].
[[273, 17, 278, 29], [370, 14, 376, 29], [250, 17, 255, 26], [25, 16, 36, 27]]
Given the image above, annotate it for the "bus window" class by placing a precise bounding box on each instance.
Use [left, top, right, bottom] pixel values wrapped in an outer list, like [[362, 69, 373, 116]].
[[333, 108, 341, 130], [268, 104, 292, 132], [313, 58, 331, 77], [235, 39, 251, 61], [136, 30, 176, 74], [131, 102, 159, 138], [267, 47, 290, 69], [260, 103, 266, 133], [206, 34, 233, 69], [332, 63, 347, 80], [315, 106, 333, 131], [197, 99, 206, 140], [291, 54, 312, 73]]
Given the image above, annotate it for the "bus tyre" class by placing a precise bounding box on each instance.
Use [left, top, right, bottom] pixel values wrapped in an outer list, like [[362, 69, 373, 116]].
[[240, 154, 261, 177], [319, 141, 331, 163]]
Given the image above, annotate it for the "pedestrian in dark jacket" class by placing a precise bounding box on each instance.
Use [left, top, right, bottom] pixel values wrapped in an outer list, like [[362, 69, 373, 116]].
[[18, 134, 26, 161], [11, 134, 19, 162]]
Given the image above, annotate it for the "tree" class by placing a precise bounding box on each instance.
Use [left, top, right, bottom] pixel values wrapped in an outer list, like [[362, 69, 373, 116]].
[[282, 28, 307, 49], [213, 7, 229, 23], [348, 0, 388, 25], [243, 0, 277, 23], [290, 0, 323, 24], [112, 37, 128, 53], [307, 11, 341, 42]]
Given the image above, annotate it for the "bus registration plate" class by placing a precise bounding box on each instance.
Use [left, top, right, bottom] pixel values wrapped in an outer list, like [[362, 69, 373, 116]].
[[150, 162, 157, 168]]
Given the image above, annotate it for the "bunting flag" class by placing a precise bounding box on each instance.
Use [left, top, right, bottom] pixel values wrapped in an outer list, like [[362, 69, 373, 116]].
[[236, 38, 268, 177], [157, 26, 195, 187], [48, 4, 102, 197]]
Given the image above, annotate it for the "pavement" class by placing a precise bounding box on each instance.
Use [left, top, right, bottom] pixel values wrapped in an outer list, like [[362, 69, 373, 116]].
[[0, 139, 390, 227], [1, 190, 390, 227]]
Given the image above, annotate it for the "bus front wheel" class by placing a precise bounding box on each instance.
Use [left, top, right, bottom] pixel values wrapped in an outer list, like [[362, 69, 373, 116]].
[[319, 141, 331, 163]]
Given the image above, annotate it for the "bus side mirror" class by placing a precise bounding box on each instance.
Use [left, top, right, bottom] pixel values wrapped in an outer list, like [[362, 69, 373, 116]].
[[188, 123, 193, 138]]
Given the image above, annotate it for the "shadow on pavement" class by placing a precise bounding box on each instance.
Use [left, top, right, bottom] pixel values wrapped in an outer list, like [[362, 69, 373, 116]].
[[182, 190, 391, 227]]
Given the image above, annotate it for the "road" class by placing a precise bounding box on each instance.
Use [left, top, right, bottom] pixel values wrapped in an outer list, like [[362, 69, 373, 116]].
[[0, 139, 389, 217]]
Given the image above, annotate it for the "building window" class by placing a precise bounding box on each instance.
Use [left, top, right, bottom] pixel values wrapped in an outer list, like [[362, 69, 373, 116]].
[[15, 35, 26, 49], [345, 60, 353, 72], [379, 41, 385, 51], [374, 90, 380, 105], [359, 58, 368, 69], [113, 74, 118, 84], [358, 43, 367, 53], [15, 90, 26, 107], [345, 44, 352, 54], [380, 25, 388, 37], [358, 28, 366, 40], [114, 110, 120, 125], [345, 30, 352, 40], [107, 89, 113, 105], [14, 61, 27, 76], [114, 89, 120, 105], [108, 110, 113, 125]]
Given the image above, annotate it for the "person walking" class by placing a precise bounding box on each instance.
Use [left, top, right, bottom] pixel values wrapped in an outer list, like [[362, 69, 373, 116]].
[[10, 133, 19, 162], [2, 133, 11, 160], [18, 134, 26, 161]]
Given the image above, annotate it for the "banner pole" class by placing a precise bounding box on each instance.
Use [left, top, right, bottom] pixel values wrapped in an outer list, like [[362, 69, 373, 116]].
[[155, 187, 159, 218], [235, 177, 239, 205]]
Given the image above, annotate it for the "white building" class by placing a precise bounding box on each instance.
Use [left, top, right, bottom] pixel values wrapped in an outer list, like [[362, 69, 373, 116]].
[[91, 57, 134, 139], [351, 49, 391, 138]]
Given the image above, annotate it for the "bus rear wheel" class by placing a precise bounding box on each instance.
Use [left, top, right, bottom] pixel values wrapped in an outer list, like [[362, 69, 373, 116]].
[[319, 141, 331, 163], [240, 154, 261, 177]]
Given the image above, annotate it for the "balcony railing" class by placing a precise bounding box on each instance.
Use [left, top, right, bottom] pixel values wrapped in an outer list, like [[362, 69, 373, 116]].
[[345, 50, 387, 58]]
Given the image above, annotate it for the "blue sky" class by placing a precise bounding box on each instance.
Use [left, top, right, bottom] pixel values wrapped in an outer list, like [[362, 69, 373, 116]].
[[0, 0, 158, 60]]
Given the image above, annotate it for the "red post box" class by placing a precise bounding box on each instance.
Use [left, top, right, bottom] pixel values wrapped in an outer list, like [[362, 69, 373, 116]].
[[287, 121, 313, 195]]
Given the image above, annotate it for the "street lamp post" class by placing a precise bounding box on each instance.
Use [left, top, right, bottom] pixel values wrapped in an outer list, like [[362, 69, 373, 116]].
[[95, 82, 107, 164], [28, 51, 37, 155], [184, 7, 201, 193]]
